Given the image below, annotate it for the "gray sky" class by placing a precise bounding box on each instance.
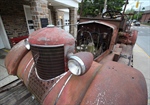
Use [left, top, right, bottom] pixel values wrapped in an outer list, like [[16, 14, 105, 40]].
[[126, 0, 150, 10]]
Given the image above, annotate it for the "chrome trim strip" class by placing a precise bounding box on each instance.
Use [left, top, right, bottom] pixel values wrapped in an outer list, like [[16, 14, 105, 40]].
[[54, 73, 73, 105], [22, 57, 33, 81], [27, 62, 35, 86], [30, 44, 64, 47]]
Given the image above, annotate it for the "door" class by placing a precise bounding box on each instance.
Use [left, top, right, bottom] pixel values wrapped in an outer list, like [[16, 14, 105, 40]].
[[0, 16, 11, 49], [23, 5, 34, 34]]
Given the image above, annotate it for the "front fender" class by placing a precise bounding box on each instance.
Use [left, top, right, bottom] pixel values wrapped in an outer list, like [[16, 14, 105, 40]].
[[81, 61, 147, 105], [5, 39, 29, 75], [43, 61, 147, 105]]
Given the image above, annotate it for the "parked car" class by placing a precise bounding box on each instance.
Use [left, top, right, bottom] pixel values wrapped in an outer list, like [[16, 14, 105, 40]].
[[132, 19, 137, 23], [134, 21, 140, 26]]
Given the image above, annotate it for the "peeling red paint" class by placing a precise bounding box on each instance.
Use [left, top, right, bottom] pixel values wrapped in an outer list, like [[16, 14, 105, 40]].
[[28, 27, 75, 46], [5, 40, 29, 75]]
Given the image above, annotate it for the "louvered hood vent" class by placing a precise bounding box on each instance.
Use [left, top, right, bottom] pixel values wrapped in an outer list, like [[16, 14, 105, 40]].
[[30, 44, 65, 80]]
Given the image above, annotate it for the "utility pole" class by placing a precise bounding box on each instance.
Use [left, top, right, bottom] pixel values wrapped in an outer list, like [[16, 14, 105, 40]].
[[137, 2, 143, 20], [80, 0, 84, 17], [102, 0, 107, 13]]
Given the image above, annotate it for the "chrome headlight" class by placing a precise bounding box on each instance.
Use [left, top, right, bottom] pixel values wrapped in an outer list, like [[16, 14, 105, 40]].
[[24, 38, 30, 50], [68, 52, 93, 76]]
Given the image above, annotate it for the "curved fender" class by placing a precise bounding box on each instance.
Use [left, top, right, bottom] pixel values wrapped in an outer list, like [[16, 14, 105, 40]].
[[43, 62, 102, 105], [17, 51, 33, 80], [81, 61, 147, 105], [43, 61, 147, 105], [5, 39, 29, 75]]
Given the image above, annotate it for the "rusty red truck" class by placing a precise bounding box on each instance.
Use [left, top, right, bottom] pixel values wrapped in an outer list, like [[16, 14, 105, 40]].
[[4, 0, 147, 105]]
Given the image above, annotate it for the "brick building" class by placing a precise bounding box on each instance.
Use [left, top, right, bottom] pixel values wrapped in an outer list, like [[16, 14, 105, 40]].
[[0, 0, 80, 49], [141, 10, 150, 23]]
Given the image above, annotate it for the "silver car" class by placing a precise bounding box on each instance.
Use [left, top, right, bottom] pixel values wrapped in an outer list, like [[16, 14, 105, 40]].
[[134, 21, 140, 26]]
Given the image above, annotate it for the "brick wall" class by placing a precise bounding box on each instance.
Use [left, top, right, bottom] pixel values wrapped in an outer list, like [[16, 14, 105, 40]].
[[30, 0, 49, 30], [0, 0, 30, 38]]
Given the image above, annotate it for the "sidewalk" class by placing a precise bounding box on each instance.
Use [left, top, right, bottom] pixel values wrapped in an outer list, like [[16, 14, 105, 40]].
[[133, 44, 150, 105], [141, 24, 150, 27], [0, 49, 18, 87]]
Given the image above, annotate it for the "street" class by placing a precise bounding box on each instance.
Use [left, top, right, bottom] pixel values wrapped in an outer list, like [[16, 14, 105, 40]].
[[131, 25, 150, 56]]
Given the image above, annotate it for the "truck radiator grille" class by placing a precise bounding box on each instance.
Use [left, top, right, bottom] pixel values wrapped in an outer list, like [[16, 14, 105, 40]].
[[30, 45, 65, 80]]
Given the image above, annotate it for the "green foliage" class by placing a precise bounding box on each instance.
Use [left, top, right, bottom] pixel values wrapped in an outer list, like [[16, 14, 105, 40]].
[[125, 8, 135, 19], [133, 12, 143, 20], [78, 0, 125, 17], [78, 0, 99, 17], [125, 8, 143, 20], [107, 0, 125, 11], [125, 8, 135, 14]]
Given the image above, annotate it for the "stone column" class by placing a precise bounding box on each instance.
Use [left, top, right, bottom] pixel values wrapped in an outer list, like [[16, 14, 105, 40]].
[[30, 0, 49, 30], [55, 10, 59, 26], [49, 6, 57, 26], [69, 7, 77, 37]]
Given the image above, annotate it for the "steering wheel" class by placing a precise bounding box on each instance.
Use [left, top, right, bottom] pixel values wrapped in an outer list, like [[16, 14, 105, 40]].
[[102, 11, 122, 19]]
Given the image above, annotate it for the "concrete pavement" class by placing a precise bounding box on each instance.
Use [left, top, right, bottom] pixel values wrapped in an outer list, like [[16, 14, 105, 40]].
[[133, 44, 150, 105], [0, 49, 18, 87]]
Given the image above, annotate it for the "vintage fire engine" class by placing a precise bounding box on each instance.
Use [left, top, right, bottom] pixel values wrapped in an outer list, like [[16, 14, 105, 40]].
[[5, 1, 147, 105]]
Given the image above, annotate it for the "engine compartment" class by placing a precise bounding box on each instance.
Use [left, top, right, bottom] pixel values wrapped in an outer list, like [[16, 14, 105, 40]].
[[76, 22, 113, 58]]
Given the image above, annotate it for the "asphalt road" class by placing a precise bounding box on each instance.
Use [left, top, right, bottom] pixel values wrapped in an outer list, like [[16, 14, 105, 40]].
[[131, 24, 150, 56]]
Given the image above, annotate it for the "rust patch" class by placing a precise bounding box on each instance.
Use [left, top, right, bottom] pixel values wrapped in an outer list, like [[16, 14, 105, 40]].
[[43, 62, 102, 105], [81, 61, 147, 105], [28, 27, 75, 46]]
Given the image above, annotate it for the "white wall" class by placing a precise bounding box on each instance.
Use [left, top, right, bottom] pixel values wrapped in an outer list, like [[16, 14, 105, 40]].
[[54, 0, 80, 8], [0, 16, 11, 49], [64, 12, 69, 32], [0, 36, 4, 49], [58, 9, 70, 32]]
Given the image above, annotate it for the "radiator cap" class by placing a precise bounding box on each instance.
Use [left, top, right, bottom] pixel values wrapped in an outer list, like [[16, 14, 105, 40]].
[[47, 24, 54, 28]]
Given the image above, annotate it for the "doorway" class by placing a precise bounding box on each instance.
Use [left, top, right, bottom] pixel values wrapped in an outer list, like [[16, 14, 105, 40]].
[[0, 16, 11, 49], [23, 5, 34, 34]]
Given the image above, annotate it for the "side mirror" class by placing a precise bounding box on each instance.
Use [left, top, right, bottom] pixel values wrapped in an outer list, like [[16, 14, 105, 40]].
[[68, 52, 93, 76]]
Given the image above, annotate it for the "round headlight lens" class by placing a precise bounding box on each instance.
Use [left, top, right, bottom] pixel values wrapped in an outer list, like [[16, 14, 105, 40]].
[[68, 60, 82, 75], [67, 52, 93, 76]]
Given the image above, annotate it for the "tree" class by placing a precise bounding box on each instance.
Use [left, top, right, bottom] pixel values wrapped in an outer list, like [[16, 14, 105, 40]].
[[125, 8, 135, 19], [125, 8, 143, 21], [78, 0, 99, 17], [107, 0, 125, 11], [78, 0, 125, 17]]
